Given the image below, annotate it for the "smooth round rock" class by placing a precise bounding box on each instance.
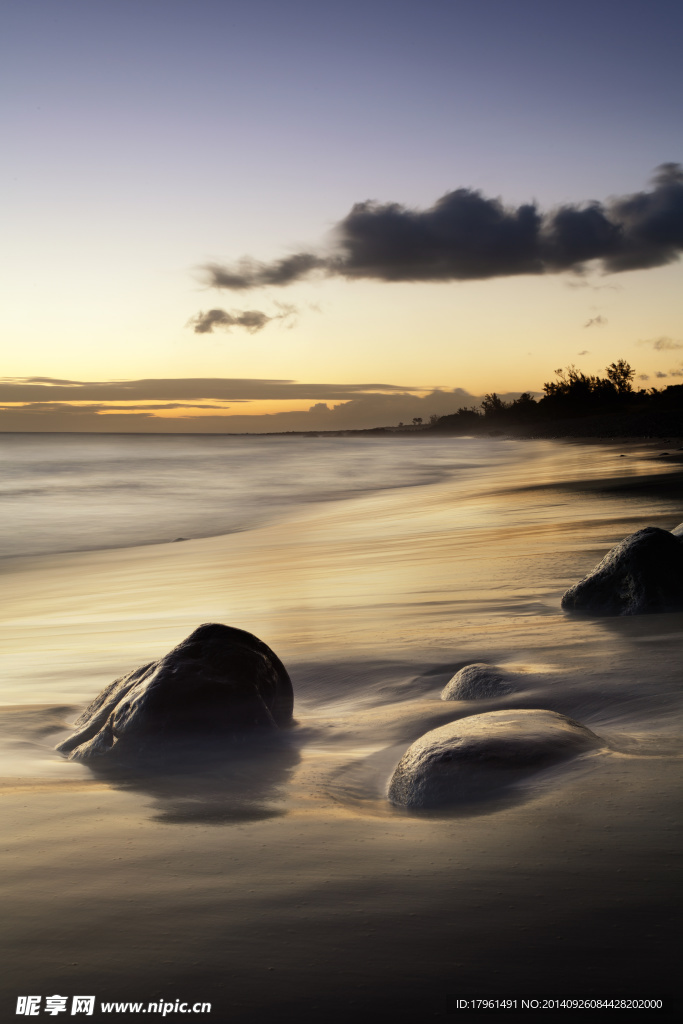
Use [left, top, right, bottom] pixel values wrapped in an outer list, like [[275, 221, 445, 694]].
[[561, 526, 683, 616], [387, 709, 601, 809], [441, 663, 514, 700], [56, 623, 293, 762]]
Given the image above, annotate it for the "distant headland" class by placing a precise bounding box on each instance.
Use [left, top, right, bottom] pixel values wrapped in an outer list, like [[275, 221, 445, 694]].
[[256, 360, 683, 440]]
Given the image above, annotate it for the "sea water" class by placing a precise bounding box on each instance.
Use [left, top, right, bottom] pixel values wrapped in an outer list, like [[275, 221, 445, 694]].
[[1, 432, 679, 560]]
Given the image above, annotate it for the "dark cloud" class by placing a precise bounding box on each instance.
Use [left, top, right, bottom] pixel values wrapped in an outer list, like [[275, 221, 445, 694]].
[[202, 165, 683, 289], [577, 349, 590, 355], [637, 336, 683, 351], [188, 304, 296, 334], [638, 374, 650, 381], [603, 163, 683, 272], [190, 309, 270, 334], [583, 316, 607, 328], [333, 191, 542, 282], [655, 371, 669, 378]]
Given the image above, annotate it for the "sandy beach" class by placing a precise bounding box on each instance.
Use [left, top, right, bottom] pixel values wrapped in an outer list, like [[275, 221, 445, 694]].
[[2, 435, 682, 1021]]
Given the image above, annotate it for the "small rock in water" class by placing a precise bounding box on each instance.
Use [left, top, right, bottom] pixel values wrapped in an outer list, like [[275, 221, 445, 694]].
[[561, 526, 683, 615], [441, 663, 515, 700], [56, 623, 293, 762], [388, 709, 601, 809]]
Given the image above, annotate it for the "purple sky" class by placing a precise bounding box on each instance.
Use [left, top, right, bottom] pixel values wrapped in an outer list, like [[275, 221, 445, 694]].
[[2, 0, 682, 430]]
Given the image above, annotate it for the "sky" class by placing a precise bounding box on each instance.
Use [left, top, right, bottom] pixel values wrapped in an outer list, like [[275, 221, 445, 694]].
[[2, 0, 682, 431]]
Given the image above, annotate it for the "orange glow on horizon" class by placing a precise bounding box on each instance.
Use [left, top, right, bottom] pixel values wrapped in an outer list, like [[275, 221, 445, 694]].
[[0, 398, 358, 419]]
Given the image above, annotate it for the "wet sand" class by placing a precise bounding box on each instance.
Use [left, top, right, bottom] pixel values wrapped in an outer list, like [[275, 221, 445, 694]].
[[1, 439, 682, 1020]]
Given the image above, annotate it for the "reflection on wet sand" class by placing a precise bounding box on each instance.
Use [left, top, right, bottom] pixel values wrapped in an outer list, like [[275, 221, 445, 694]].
[[79, 736, 302, 825]]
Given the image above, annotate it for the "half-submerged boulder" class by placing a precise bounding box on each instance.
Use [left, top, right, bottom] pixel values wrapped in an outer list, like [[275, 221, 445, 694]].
[[561, 526, 683, 616], [441, 663, 515, 701], [57, 623, 293, 762], [388, 709, 601, 809]]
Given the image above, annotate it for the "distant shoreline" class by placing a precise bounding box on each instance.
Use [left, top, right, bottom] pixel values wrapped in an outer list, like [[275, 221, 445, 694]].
[[2, 421, 683, 441]]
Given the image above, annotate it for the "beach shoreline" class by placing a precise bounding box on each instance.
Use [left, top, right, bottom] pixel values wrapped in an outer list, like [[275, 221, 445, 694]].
[[2, 436, 682, 1021]]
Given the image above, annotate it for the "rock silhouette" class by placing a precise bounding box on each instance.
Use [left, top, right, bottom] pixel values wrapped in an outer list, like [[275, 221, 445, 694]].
[[388, 709, 601, 809], [561, 526, 683, 615], [56, 623, 293, 762]]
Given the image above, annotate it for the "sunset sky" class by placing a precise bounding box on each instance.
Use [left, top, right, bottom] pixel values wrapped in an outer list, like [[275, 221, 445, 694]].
[[2, 0, 682, 431]]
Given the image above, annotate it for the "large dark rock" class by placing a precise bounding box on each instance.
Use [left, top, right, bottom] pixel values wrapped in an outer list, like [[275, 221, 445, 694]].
[[56, 623, 293, 762], [561, 526, 683, 616], [388, 709, 601, 809]]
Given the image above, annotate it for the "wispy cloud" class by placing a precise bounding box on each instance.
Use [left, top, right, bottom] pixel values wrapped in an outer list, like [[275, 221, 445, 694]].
[[652, 364, 683, 378], [0, 377, 416, 403], [583, 316, 607, 328], [201, 164, 683, 290], [205, 255, 327, 290], [565, 280, 623, 291], [2, 401, 232, 415], [637, 336, 683, 351]]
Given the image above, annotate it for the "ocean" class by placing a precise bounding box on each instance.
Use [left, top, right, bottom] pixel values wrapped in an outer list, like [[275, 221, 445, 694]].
[[1, 432, 682, 1019]]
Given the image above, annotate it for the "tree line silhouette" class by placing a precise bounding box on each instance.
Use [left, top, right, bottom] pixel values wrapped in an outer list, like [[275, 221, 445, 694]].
[[429, 360, 683, 436]]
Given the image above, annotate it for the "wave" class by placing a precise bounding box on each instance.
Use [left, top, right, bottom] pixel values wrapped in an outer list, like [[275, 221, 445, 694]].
[[0, 432, 507, 559]]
